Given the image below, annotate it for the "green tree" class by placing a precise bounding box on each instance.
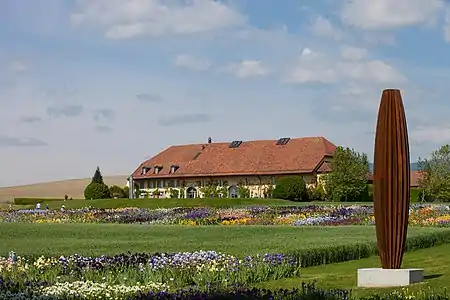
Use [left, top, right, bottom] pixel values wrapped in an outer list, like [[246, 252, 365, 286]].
[[237, 184, 250, 198], [200, 181, 219, 198], [324, 146, 370, 202], [92, 167, 104, 184], [418, 144, 450, 202], [84, 167, 111, 199], [109, 185, 126, 198], [84, 182, 111, 199], [123, 186, 130, 198], [308, 183, 326, 201], [272, 176, 308, 201]]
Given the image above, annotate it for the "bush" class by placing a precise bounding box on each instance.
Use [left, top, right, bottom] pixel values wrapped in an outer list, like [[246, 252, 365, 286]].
[[288, 231, 450, 268], [14, 198, 64, 205], [169, 188, 180, 198], [109, 185, 127, 198], [308, 185, 326, 201], [123, 186, 130, 198], [84, 182, 111, 200], [273, 176, 308, 201]]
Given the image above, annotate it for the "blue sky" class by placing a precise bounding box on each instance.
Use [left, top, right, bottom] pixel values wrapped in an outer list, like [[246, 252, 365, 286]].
[[0, 0, 450, 186]]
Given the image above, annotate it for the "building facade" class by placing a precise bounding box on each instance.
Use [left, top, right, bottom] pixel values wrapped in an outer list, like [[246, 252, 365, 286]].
[[129, 136, 336, 199]]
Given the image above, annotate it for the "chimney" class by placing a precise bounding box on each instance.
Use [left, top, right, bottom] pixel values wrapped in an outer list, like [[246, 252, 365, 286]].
[[208, 137, 212, 144]]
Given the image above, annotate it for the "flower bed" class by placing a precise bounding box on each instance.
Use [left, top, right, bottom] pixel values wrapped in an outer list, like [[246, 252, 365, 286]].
[[0, 250, 299, 293], [2, 204, 450, 227]]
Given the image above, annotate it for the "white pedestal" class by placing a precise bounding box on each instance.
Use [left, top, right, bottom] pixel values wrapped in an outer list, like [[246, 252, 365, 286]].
[[357, 268, 424, 287]]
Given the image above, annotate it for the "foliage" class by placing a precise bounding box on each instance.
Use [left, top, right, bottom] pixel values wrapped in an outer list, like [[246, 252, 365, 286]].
[[13, 198, 65, 205], [288, 230, 450, 268], [308, 184, 326, 201], [84, 167, 110, 200], [272, 176, 308, 201], [84, 182, 111, 200], [123, 186, 130, 198], [167, 188, 178, 198], [265, 185, 274, 198], [418, 144, 450, 202], [324, 147, 370, 202], [199, 181, 219, 198], [109, 185, 127, 198], [237, 183, 251, 198], [91, 167, 104, 184], [152, 189, 160, 197]]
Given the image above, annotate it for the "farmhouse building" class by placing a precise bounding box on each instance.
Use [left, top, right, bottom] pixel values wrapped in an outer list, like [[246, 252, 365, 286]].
[[129, 136, 336, 199]]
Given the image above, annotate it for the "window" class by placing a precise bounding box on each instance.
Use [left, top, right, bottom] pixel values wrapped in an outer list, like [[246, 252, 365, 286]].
[[276, 137, 290, 145], [196, 180, 202, 187], [154, 166, 161, 174], [170, 165, 179, 173], [159, 181, 164, 188], [141, 167, 149, 175], [174, 180, 179, 187], [229, 141, 243, 148], [244, 178, 248, 185], [149, 181, 155, 188], [167, 180, 174, 188]]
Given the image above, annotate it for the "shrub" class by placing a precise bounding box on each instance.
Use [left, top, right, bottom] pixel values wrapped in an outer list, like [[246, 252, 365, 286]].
[[109, 185, 127, 198], [14, 198, 64, 205], [169, 188, 180, 198], [308, 184, 326, 201], [123, 186, 130, 198], [273, 176, 308, 201], [288, 231, 450, 268], [84, 182, 111, 200]]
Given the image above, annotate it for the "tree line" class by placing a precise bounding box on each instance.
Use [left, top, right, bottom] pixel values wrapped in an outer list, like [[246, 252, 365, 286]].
[[84, 167, 129, 200]]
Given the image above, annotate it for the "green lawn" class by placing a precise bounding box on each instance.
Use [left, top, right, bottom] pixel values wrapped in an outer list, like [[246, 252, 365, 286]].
[[0, 223, 444, 257], [13, 197, 374, 209], [255, 243, 450, 297]]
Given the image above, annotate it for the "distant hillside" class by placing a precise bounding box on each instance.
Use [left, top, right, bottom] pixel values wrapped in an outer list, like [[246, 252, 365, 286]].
[[0, 176, 128, 203], [369, 162, 419, 172]]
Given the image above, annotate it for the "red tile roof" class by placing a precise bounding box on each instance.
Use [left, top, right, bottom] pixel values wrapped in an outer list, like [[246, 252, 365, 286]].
[[132, 136, 336, 179], [410, 171, 422, 187]]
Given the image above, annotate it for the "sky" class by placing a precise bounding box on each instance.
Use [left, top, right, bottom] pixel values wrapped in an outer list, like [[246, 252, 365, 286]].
[[1, 0, 450, 187]]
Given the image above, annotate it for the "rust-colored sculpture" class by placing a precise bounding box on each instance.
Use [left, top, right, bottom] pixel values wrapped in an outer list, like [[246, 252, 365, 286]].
[[373, 89, 410, 269]]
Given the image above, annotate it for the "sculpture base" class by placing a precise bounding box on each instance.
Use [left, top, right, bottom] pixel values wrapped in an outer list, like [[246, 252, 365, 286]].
[[357, 268, 424, 287]]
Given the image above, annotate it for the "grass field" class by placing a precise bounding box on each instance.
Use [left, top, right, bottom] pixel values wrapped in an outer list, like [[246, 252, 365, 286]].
[[256, 243, 450, 297], [0, 175, 128, 202], [0, 223, 444, 256], [12, 197, 374, 209]]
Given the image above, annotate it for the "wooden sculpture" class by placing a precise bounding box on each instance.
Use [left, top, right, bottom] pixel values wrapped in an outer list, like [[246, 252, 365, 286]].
[[373, 89, 410, 269]]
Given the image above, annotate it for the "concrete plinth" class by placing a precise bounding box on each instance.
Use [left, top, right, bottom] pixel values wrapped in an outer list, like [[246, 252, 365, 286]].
[[357, 268, 424, 287]]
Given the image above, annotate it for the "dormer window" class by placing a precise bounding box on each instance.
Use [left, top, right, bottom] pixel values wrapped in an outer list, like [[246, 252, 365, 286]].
[[154, 166, 162, 174], [141, 167, 150, 175], [170, 165, 179, 174]]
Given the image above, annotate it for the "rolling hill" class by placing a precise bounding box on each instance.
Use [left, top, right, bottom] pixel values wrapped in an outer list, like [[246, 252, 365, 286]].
[[0, 176, 128, 203]]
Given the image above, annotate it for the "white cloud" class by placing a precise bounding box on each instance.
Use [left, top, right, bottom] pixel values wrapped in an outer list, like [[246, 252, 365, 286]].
[[309, 16, 343, 40], [71, 0, 246, 39], [341, 46, 367, 60], [220, 60, 269, 79], [285, 48, 406, 85], [411, 124, 450, 144], [9, 61, 27, 73], [173, 54, 210, 71], [341, 0, 444, 30]]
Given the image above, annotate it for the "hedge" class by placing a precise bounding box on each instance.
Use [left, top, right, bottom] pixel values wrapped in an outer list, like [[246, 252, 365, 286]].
[[288, 230, 450, 268], [13, 198, 67, 205]]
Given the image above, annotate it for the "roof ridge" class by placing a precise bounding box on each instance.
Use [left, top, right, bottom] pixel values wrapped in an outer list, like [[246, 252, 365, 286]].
[[169, 136, 330, 147]]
